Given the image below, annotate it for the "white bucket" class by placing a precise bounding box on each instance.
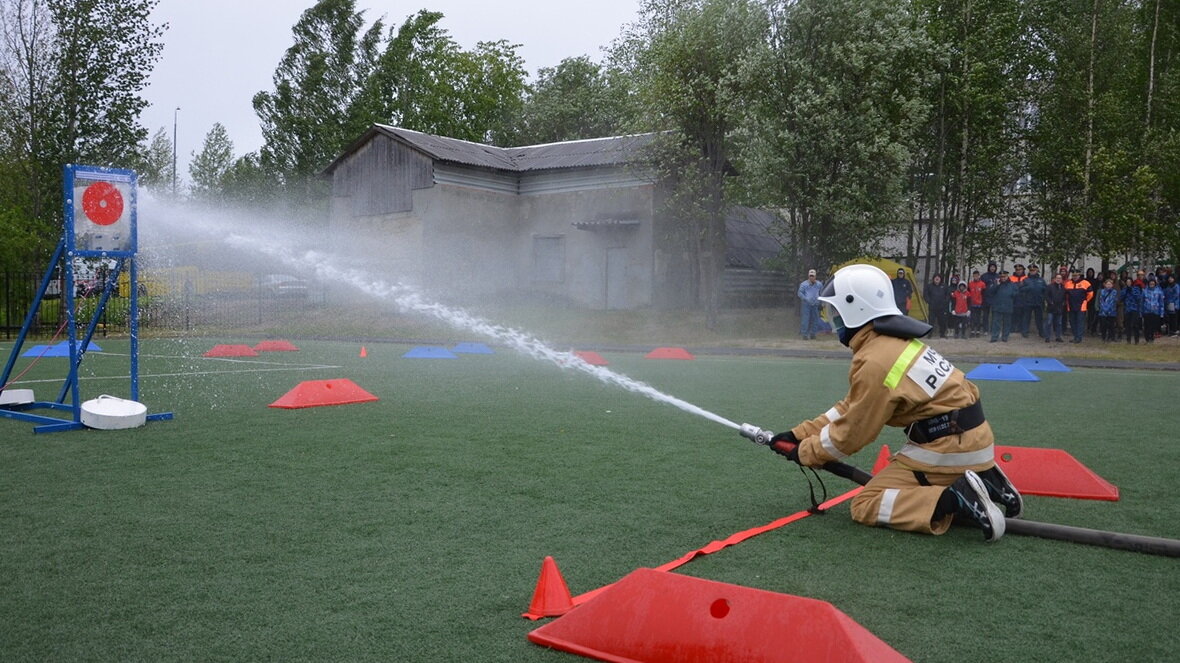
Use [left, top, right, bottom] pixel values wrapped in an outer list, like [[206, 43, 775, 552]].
[[80, 395, 147, 430], [0, 388, 35, 406]]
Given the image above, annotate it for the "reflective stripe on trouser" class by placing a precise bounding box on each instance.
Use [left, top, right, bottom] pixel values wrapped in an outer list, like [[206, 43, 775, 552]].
[[851, 461, 967, 535]]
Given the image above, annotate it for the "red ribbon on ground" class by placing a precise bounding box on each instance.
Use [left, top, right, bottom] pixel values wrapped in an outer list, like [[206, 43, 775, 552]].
[[571, 486, 862, 607]]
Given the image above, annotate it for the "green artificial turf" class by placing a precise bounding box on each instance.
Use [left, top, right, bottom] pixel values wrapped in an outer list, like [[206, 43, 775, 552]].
[[0, 338, 1177, 661]]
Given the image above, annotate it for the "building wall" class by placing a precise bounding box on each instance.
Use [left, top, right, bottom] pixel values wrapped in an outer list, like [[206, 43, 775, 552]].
[[519, 175, 655, 309], [328, 136, 708, 309], [412, 181, 520, 299]]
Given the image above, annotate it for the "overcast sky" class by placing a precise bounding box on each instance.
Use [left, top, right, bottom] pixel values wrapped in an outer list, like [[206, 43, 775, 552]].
[[141, 1, 642, 174]]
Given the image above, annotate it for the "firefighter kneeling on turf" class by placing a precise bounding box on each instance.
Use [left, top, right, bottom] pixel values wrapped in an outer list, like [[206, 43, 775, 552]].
[[770, 264, 1022, 541]]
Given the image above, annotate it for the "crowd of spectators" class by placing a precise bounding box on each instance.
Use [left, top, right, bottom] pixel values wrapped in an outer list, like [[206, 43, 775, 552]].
[[910, 263, 1178, 345]]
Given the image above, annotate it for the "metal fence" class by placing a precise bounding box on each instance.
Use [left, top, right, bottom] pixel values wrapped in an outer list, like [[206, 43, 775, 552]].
[[0, 271, 327, 340]]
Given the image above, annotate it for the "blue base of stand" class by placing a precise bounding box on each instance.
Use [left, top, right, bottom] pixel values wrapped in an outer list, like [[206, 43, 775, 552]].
[[0, 403, 174, 434]]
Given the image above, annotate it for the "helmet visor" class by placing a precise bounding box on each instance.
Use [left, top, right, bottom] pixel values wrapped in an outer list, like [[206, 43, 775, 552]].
[[819, 278, 844, 334]]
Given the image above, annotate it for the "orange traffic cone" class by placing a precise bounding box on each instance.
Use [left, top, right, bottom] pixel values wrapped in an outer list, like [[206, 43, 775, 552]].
[[523, 556, 574, 620], [359, 346, 368, 358]]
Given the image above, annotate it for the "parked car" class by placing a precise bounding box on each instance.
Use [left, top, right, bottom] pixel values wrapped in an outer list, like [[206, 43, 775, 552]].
[[45, 268, 63, 299], [260, 274, 309, 299]]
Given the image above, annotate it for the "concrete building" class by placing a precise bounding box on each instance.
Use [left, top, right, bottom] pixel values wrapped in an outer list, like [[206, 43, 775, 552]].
[[322, 125, 788, 310]]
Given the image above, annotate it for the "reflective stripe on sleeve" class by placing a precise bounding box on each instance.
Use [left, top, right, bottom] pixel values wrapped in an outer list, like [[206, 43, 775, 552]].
[[824, 406, 843, 423], [898, 443, 994, 467], [877, 488, 900, 525], [819, 424, 848, 459], [884, 339, 925, 389]]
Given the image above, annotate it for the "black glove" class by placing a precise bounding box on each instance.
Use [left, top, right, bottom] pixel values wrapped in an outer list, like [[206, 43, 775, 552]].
[[769, 430, 800, 463]]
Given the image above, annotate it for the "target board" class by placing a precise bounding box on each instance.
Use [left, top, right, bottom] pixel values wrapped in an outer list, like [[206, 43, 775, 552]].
[[65, 164, 137, 257]]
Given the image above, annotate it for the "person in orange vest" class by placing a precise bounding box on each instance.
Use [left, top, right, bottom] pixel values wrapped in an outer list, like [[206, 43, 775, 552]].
[[1064, 269, 1093, 343], [1009, 264, 1028, 337]]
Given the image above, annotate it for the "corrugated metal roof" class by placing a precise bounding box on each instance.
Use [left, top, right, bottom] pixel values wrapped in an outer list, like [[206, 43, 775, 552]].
[[374, 125, 518, 170], [368, 124, 657, 172], [507, 133, 658, 170]]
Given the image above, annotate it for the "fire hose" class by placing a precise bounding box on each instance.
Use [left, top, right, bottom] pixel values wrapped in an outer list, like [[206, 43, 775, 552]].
[[738, 424, 1180, 558]]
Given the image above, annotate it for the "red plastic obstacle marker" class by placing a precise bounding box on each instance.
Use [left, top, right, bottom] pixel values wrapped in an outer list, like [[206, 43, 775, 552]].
[[359, 346, 368, 358], [574, 350, 609, 366], [529, 568, 910, 663], [872, 444, 892, 474], [203, 344, 259, 357], [522, 556, 575, 620], [645, 347, 695, 360], [268, 379, 379, 409], [995, 445, 1119, 501], [254, 339, 299, 352]]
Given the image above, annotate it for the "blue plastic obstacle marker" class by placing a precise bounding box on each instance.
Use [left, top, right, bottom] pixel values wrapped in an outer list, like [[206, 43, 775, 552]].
[[1014, 357, 1071, 372], [452, 342, 493, 355], [22, 341, 102, 357], [965, 363, 1040, 382], [403, 346, 458, 359]]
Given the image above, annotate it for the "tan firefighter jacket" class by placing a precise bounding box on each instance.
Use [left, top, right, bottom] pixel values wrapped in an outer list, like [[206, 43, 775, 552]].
[[791, 325, 995, 473]]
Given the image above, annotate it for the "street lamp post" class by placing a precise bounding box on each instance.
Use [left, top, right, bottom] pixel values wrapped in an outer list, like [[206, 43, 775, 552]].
[[172, 107, 180, 197]]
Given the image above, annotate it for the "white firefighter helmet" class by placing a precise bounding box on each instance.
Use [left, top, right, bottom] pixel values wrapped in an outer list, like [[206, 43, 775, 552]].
[[818, 264, 903, 330]]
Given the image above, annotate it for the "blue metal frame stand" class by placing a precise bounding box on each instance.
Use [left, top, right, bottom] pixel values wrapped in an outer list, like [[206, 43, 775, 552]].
[[0, 164, 173, 433]]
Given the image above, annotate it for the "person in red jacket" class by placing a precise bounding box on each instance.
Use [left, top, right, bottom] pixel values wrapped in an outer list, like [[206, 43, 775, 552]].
[[967, 270, 986, 337], [1064, 270, 1093, 343], [950, 281, 971, 338]]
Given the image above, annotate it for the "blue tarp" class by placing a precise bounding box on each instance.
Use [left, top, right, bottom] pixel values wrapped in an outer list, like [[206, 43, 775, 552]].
[[403, 346, 459, 359], [452, 342, 493, 355], [965, 363, 1040, 382], [21, 341, 102, 357], [1013, 357, 1071, 372]]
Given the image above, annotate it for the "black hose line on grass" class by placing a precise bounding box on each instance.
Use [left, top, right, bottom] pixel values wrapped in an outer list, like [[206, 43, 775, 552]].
[[819, 459, 1180, 558]]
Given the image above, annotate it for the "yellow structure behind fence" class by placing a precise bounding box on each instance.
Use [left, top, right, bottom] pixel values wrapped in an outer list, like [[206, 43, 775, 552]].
[[118, 267, 255, 298]]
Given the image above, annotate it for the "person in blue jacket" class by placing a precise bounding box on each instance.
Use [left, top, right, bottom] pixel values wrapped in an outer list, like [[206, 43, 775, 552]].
[[1096, 279, 1119, 342], [989, 269, 1016, 342], [1142, 276, 1165, 343], [1121, 277, 1144, 345], [797, 269, 824, 339], [1162, 274, 1179, 337], [1018, 264, 1046, 337]]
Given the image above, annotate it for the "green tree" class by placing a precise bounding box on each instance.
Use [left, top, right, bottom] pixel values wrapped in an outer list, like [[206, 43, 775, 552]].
[[0, 0, 55, 236], [220, 152, 275, 210], [1025, 0, 1144, 268], [735, 0, 935, 271], [349, 10, 528, 144], [253, 0, 376, 211], [1137, 0, 1180, 262], [453, 39, 528, 145], [130, 127, 174, 194], [254, 3, 529, 215], [909, 0, 1028, 275], [514, 56, 636, 145], [614, 0, 768, 322], [188, 123, 234, 202], [0, 0, 163, 270]]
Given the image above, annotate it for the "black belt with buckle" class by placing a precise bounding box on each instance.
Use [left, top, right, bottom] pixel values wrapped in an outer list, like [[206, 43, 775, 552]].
[[905, 400, 985, 444]]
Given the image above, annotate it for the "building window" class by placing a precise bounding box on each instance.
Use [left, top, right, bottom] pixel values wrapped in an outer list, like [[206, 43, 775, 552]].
[[533, 235, 565, 282]]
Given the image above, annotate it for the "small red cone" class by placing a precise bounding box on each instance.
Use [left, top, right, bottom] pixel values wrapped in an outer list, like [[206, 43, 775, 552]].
[[359, 346, 368, 358], [523, 556, 574, 620], [872, 444, 891, 474]]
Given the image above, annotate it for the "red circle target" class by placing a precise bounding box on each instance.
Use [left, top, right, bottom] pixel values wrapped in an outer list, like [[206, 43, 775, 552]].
[[81, 181, 124, 226]]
